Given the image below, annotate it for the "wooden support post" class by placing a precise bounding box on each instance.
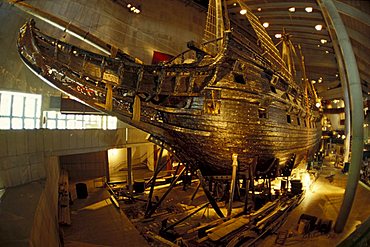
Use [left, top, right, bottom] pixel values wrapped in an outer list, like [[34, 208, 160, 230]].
[[228, 154, 238, 217], [105, 83, 113, 111], [127, 147, 133, 194], [196, 169, 224, 218]]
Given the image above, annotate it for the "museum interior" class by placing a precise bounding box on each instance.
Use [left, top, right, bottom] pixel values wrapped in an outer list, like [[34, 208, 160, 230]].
[[0, 0, 369, 246]]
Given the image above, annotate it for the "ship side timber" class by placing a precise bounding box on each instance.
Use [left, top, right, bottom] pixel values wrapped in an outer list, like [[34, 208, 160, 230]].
[[17, 20, 321, 176]]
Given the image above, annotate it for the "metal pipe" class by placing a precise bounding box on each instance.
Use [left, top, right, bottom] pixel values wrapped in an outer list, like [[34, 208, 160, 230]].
[[227, 153, 238, 217], [318, 0, 364, 233]]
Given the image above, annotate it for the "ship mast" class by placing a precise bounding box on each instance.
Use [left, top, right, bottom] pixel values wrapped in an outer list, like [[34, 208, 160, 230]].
[[236, 1, 292, 81], [202, 0, 227, 55], [280, 29, 297, 75]]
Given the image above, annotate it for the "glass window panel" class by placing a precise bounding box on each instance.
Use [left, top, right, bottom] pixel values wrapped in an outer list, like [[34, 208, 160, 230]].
[[12, 95, 24, 117], [47, 120, 56, 129], [76, 115, 83, 120], [35, 97, 41, 117], [36, 119, 40, 129], [102, 116, 107, 130], [67, 114, 75, 120], [0, 94, 12, 116], [24, 97, 36, 117], [47, 111, 57, 119], [107, 116, 117, 129], [75, 121, 83, 129], [0, 117, 10, 129], [24, 118, 35, 129], [57, 120, 66, 129], [67, 120, 75, 129], [11, 117, 23, 129], [83, 115, 90, 121], [57, 112, 66, 120]]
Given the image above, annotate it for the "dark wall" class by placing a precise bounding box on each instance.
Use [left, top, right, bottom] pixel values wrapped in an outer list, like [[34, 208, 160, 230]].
[[60, 151, 108, 181]]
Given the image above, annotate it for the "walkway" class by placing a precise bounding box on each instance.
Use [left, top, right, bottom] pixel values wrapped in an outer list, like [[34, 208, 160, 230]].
[[63, 187, 148, 247]]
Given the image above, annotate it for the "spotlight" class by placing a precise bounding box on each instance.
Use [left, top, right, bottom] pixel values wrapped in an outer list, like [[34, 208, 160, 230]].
[[305, 7, 313, 13], [275, 33, 282, 38], [288, 7, 296, 12], [263, 22, 269, 28], [320, 39, 327, 44], [315, 24, 323, 31], [240, 9, 247, 15]]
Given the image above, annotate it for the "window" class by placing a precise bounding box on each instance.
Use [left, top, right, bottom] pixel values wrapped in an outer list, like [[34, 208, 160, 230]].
[[0, 91, 41, 129], [43, 111, 117, 130], [258, 108, 267, 119], [287, 115, 291, 123], [233, 73, 246, 84]]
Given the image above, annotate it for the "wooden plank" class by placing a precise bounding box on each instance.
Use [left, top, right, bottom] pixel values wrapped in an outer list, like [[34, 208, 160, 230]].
[[208, 217, 250, 241]]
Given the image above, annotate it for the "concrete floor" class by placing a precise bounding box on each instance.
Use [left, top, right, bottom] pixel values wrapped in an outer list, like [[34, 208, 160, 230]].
[[0, 181, 44, 246], [62, 187, 148, 247], [261, 156, 370, 246]]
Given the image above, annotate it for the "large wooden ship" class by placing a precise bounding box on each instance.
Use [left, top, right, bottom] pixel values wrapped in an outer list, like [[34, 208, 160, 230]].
[[16, 0, 321, 177]]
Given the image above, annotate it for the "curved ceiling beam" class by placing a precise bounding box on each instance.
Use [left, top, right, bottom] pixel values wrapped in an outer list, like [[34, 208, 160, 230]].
[[334, 0, 370, 26]]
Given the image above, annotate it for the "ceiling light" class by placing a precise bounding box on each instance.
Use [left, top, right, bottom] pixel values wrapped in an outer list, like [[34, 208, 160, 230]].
[[320, 39, 327, 44], [263, 22, 269, 28], [288, 7, 296, 12], [318, 78, 323, 83], [257, 8, 262, 11], [127, 4, 131, 8], [305, 7, 313, 13], [325, 50, 329, 54], [315, 24, 323, 31], [240, 9, 247, 15], [233, 3, 237, 6], [335, 74, 339, 77], [311, 80, 316, 84], [316, 102, 321, 108], [275, 33, 282, 38], [317, 44, 320, 47]]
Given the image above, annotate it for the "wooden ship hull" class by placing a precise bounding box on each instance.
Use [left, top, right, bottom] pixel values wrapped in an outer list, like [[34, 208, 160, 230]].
[[16, 2, 321, 177]]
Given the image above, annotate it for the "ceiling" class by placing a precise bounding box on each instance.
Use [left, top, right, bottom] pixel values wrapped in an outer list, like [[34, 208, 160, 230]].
[[192, 0, 370, 102]]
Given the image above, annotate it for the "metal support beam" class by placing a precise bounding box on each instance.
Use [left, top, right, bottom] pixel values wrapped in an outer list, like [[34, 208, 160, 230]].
[[227, 153, 238, 217], [318, 0, 364, 233], [196, 169, 225, 218], [146, 165, 186, 218], [161, 203, 210, 233], [145, 147, 164, 217], [127, 147, 133, 194]]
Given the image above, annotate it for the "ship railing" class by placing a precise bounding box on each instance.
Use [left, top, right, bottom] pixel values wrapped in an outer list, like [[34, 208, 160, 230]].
[[165, 37, 223, 66]]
